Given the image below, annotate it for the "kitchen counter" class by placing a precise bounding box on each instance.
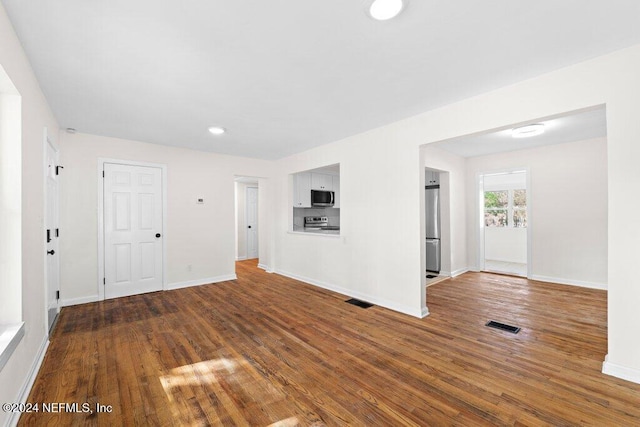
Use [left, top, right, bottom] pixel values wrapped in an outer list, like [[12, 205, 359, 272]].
[[291, 226, 340, 236]]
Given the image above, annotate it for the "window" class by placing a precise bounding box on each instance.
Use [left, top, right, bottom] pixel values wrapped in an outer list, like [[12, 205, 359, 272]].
[[0, 64, 24, 372], [485, 189, 527, 228]]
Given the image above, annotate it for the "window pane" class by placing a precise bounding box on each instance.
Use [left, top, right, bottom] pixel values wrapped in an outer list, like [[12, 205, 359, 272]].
[[484, 191, 508, 209], [514, 189, 527, 207], [513, 209, 527, 228], [485, 209, 508, 227]]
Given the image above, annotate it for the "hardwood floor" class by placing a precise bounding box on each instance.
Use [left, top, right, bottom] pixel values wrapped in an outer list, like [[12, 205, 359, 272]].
[[21, 261, 640, 426]]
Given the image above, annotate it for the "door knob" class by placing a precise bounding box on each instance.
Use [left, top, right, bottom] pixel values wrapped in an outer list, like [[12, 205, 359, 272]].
[[47, 250, 55, 255], [155, 233, 161, 238]]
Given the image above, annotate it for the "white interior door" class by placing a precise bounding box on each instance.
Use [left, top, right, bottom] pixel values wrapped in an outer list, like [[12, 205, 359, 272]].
[[45, 137, 60, 332], [246, 187, 258, 259], [104, 163, 163, 299]]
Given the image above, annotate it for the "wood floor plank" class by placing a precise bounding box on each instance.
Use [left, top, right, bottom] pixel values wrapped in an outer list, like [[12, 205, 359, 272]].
[[19, 261, 640, 426]]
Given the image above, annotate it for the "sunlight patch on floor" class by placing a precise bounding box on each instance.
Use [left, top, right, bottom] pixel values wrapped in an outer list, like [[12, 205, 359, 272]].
[[267, 416, 300, 426], [159, 358, 238, 400]]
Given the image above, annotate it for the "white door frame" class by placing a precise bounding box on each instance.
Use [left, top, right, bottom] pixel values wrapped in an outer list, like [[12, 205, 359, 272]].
[[97, 158, 168, 300], [246, 186, 258, 259], [43, 127, 60, 333], [476, 167, 532, 278]]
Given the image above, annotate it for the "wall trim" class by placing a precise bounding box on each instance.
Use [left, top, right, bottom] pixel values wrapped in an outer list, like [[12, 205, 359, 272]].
[[61, 295, 100, 307], [530, 274, 607, 290], [439, 268, 469, 278], [450, 268, 469, 278], [275, 269, 424, 318], [167, 274, 237, 291], [6, 337, 49, 427], [602, 355, 640, 385], [257, 263, 271, 272], [236, 256, 247, 261], [62, 274, 241, 305], [0, 323, 24, 373]]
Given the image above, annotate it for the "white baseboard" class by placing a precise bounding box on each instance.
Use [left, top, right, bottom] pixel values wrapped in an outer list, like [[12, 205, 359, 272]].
[[420, 306, 430, 318], [275, 269, 424, 318], [60, 295, 99, 307], [450, 268, 469, 278], [6, 337, 49, 427], [236, 256, 247, 261], [167, 274, 237, 291], [257, 263, 272, 272], [62, 275, 240, 305], [438, 268, 469, 278], [602, 355, 640, 385], [530, 275, 607, 290]]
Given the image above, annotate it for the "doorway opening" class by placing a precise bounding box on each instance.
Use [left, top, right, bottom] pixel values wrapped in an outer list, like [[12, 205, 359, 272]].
[[479, 169, 529, 277], [45, 131, 60, 332], [234, 177, 259, 261]]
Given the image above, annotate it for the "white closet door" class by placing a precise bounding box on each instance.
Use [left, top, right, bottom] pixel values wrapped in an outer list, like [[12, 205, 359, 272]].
[[246, 187, 259, 259], [104, 163, 163, 299]]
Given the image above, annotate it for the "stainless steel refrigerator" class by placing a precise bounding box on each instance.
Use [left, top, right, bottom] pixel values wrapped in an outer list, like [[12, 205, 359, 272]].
[[425, 186, 441, 273]]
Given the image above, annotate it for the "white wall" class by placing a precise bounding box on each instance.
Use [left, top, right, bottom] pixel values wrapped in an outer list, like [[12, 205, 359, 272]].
[[58, 132, 273, 304], [0, 4, 60, 425], [467, 137, 608, 288], [273, 130, 425, 317], [273, 45, 640, 383], [484, 228, 527, 264]]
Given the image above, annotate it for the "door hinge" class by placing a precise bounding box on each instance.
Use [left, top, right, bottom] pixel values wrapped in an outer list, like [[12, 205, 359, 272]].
[[55, 228, 59, 238], [47, 229, 51, 243], [56, 165, 64, 175], [103, 278, 106, 285], [56, 290, 60, 300], [102, 171, 105, 178]]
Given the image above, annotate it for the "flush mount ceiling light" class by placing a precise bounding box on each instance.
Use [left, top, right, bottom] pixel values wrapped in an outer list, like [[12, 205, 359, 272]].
[[208, 126, 226, 135], [369, 0, 405, 21], [511, 123, 545, 138]]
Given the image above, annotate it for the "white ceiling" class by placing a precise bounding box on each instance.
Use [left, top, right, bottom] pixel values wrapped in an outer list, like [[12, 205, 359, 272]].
[[435, 106, 607, 158], [3, 1, 639, 160]]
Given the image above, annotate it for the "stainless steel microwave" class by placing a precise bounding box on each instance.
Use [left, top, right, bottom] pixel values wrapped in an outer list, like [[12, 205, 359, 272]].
[[311, 190, 334, 207]]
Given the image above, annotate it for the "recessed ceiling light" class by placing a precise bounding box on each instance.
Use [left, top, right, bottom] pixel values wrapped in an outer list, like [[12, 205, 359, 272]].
[[511, 123, 545, 138], [208, 126, 226, 135], [369, 0, 405, 21]]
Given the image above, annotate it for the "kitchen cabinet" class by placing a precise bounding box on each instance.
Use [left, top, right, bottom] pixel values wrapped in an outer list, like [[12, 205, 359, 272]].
[[426, 170, 440, 186], [332, 175, 340, 208], [293, 172, 311, 207], [311, 173, 333, 191]]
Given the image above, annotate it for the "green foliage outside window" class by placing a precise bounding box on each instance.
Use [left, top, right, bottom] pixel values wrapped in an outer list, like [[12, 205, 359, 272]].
[[484, 189, 526, 228]]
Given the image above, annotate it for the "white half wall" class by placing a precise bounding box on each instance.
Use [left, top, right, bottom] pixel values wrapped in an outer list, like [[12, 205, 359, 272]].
[[484, 227, 527, 264], [58, 132, 273, 302]]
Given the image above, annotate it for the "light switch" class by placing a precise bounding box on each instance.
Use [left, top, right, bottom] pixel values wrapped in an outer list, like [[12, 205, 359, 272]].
[[196, 197, 204, 204]]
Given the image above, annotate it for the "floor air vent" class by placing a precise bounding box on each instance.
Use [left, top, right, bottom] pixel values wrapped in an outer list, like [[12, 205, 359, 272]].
[[486, 320, 521, 334], [345, 298, 374, 309]]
